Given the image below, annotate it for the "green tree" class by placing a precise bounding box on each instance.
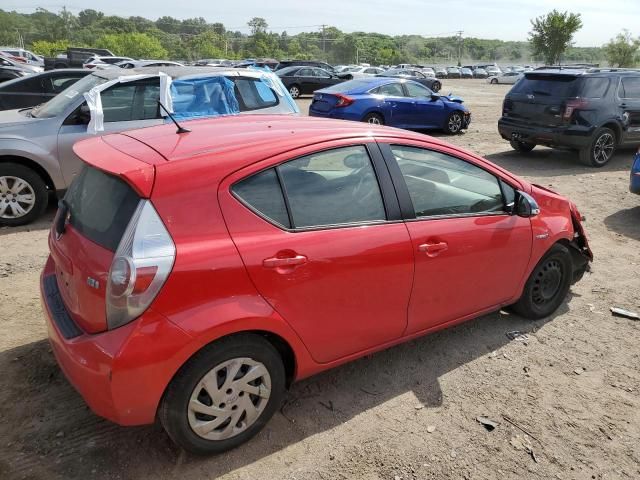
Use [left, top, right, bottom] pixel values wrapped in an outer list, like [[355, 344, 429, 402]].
[[604, 30, 640, 67], [31, 39, 71, 57], [97, 32, 167, 58], [247, 17, 268, 35], [529, 10, 582, 65], [78, 9, 103, 28]]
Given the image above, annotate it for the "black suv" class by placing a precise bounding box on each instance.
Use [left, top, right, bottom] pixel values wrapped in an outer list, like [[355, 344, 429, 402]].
[[498, 68, 640, 166]]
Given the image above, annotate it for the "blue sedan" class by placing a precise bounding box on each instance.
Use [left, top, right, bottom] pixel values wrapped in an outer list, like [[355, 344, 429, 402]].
[[308, 77, 471, 134], [631, 150, 640, 195]]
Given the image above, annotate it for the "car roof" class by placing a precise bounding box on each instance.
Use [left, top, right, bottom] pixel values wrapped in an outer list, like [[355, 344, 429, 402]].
[[107, 114, 438, 164], [91, 66, 270, 80]]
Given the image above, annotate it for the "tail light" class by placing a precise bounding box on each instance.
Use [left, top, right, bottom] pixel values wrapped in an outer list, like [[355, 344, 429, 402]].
[[563, 98, 588, 121], [106, 200, 175, 330], [335, 94, 354, 108]]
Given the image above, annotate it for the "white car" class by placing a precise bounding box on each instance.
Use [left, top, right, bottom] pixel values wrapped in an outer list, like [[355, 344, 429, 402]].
[[346, 66, 385, 78], [0, 48, 44, 67], [487, 72, 523, 85], [421, 67, 436, 78], [83, 56, 134, 69]]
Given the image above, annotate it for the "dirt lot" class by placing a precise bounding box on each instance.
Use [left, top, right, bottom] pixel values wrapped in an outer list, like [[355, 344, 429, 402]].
[[1, 79, 639, 480]]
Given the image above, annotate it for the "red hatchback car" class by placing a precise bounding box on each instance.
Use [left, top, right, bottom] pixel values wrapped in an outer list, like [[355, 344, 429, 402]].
[[41, 115, 592, 454]]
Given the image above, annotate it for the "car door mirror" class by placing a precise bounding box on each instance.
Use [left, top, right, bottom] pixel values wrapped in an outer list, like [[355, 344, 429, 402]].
[[430, 93, 440, 101], [515, 190, 540, 218]]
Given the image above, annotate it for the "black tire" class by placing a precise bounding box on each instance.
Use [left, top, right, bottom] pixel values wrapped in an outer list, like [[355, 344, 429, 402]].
[[362, 112, 384, 125], [443, 111, 464, 134], [159, 334, 286, 455], [579, 127, 616, 167], [0, 162, 48, 227], [510, 140, 536, 153], [431, 81, 441, 92], [512, 244, 573, 320], [491, 78, 498, 84], [288, 84, 301, 99]]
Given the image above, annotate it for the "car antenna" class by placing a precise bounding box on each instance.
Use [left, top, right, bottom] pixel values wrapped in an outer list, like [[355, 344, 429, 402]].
[[157, 101, 191, 134]]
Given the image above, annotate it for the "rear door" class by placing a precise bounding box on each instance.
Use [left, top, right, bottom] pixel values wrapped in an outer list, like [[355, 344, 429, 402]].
[[618, 76, 640, 143], [57, 78, 163, 185], [380, 141, 532, 334], [296, 68, 316, 94], [219, 141, 415, 363], [504, 73, 580, 127]]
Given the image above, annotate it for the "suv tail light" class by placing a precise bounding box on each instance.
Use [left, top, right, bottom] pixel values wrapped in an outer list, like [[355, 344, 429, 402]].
[[106, 200, 175, 330], [335, 94, 354, 108], [563, 98, 589, 121]]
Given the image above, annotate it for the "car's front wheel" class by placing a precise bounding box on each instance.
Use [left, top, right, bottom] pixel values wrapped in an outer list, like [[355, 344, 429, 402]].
[[0, 163, 48, 227], [510, 140, 536, 153], [512, 243, 573, 320], [579, 127, 616, 167], [431, 81, 441, 92], [491, 78, 498, 84], [288, 85, 301, 98], [160, 334, 286, 455], [444, 111, 464, 134]]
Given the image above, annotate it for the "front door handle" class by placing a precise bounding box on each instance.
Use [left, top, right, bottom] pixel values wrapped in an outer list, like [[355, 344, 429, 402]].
[[418, 242, 448, 257], [263, 255, 308, 268]]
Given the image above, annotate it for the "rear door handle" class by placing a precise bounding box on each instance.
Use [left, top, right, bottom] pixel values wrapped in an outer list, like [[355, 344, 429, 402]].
[[418, 242, 448, 256], [263, 255, 308, 268]]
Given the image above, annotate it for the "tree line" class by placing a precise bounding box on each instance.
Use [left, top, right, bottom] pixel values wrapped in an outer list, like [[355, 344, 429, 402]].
[[0, 8, 637, 67]]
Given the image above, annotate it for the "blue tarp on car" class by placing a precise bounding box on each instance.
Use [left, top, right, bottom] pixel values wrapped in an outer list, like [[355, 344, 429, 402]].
[[170, 76, 240, 120]]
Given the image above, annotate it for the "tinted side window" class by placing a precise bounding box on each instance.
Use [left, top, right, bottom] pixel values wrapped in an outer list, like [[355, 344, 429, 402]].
[[580, 78, 610, 98], [391, 145, 504, 217], [101, 79, 160, 122], [278, 146, 386, 228], [298, 68, 313, 77], [2, 76, 42, 92], [376, 83, 404, 96], [620, 77, 640, 99], [51, 75, 84, 93], [232, 168, 290, 228], [405, 82, 431, 97]]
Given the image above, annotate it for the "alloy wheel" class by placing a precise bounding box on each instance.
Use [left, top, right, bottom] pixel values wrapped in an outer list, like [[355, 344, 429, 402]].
[[531, 259, 563, 305], [448, 113, 462, 133], [289, 86, 300, 98], [367, 116, 381, 125], [0, 176, 36, 219], [593, 133, 615, 165], [188, 357, 271, 441]]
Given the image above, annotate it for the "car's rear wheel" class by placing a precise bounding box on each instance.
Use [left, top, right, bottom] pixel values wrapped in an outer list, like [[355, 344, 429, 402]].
[[510, 140, 536, 153], [491, 78, 498, 84], [160, 334, 286, 455], [431, 81, 441, 92], [579, 127, 616, 167], [0, 163, 48, 227], [512, 244, 572, 320], [363, 113, 384, 125], [444, 111, 464, 134], [288, 85, 300, 98]]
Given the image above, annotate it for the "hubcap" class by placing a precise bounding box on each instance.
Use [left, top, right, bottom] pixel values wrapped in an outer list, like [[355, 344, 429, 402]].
[[0, 176, 36, 219], [289, 86, 299, 98], [188, 357, 271, 441], [531, 259, 563, 305], [593, 133, 614, 164], [448, 114, 462, 132], [367, 116, 381, 125]]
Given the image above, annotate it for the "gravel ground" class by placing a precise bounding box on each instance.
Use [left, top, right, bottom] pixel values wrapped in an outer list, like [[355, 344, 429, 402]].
[[0, 79, 639, 480]]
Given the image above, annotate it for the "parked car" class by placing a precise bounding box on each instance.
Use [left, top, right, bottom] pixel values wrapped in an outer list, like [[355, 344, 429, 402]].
[[473, 68, 488, 79], [421, 67, 436, 78], [485, 66, 502, 76], [309, 78, 469, 133], [275, 60, 335, 72], [499, 68, 640, 167], [0, 48, 44, 67], [0, 65, 29, 83], [487, 72, 522, 84], [0, 69, 90, 110], [460, 68, 473, 79], [346, 66, 385, 78], [378, 68, 442, 92], [83, 56, 134, 69], [631, 150, 640, 195], [116, 60, 185, 69], [0, 66, 299, 226], [446, 67, 461, 79], [276, 66, 345, 98], [0, 54, 42, 74], [44, 47, 113, 70], [40, 113, 592, 454], [435, 67, 448, 79]]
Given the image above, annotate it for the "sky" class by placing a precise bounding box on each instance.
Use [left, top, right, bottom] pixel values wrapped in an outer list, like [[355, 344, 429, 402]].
[[8, 0, 640, 46]]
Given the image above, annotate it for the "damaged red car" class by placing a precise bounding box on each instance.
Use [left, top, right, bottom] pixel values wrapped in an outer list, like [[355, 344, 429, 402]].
[[41, 115, 592, 454]]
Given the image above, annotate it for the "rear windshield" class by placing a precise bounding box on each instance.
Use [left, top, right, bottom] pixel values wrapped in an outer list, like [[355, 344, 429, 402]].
[[64, 166, 140, 252], [320, 80, 374, 93], [510, 74, 579, 97]]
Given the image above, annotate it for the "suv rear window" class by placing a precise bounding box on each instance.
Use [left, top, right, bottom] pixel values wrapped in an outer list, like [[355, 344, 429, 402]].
[[64, 165, 140, 251], [510, 74, 579, 97]]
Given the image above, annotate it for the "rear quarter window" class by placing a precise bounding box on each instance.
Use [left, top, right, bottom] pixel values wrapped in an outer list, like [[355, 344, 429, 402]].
[[233, 78, 278, 110], [579, 78, 610, 98]]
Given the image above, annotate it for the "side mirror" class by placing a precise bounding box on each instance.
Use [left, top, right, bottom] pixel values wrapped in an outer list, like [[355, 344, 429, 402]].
[[430, 93, 440, 101], [515, 191, 540, 218]]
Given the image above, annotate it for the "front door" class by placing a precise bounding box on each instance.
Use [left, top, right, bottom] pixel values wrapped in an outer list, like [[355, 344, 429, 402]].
[[402, 81, 446, 129], [381, 142, 532, 334], [220, 142, 415, 363], [57, 78, 163, 185]]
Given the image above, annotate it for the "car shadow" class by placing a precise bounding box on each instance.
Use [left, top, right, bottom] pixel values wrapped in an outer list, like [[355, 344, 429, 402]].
[[0, 203, 56, 237], [603, 206, 640, 241], [0, 303, 568, 480]]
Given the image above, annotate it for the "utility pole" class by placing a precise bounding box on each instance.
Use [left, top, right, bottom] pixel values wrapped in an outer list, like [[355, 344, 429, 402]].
[[456, 30, 464, 66], [321, 24, 327, 58]]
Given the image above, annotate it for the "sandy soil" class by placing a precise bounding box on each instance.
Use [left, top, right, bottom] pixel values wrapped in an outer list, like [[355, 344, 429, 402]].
[[1, 79, 639, 480]]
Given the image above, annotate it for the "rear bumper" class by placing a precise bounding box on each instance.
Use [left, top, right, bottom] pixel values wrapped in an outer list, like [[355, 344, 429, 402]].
[[498, 118, 594, 149], [40, 256, 193, 426]]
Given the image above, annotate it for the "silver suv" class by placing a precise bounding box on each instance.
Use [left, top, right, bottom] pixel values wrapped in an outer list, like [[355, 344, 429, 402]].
[[0, 67, 298, 225]]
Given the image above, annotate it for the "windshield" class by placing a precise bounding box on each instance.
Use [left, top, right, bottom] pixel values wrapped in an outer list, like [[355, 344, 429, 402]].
[[32, 74, 107, 118]]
